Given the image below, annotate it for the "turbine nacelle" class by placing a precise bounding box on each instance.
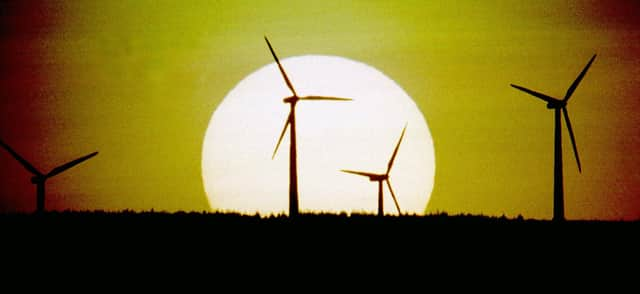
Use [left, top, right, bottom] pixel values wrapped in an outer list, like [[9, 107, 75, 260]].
[[283, 96, 298, 104], [546, 99, 566, 109], [368, 174, 388, 182], [31, 176, 45, 184]]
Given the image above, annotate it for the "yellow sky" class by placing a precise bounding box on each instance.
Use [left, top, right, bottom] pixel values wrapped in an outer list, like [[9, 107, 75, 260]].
[[1, 0, 638, 219]]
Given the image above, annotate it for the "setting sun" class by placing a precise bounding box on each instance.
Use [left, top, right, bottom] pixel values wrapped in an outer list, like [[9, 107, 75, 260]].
[[202, 54, 435, 215], [2, 1, 638, 220]]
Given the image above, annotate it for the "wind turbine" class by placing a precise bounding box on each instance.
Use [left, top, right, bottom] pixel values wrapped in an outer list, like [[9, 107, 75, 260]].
[[510, 54, 596, 221], [341, 124, 407, 216], [265, 36, 352, 217], [0, 139, 98, 213]]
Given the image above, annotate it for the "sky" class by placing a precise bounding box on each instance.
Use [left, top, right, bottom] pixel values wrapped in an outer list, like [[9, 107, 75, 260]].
[[0, 0, 638, 220]]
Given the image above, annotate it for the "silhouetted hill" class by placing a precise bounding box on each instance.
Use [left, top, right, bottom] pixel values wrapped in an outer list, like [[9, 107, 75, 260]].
[[2, 211, 637, 240], [3, 211, 637, 264]]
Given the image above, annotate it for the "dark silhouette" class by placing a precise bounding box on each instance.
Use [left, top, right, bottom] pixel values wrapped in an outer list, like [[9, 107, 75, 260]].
[[2, 211, 636, 259], [264, 36, 352, 217], [341, 124, 407, 216], [0, 139, 98, 213], [510, 54, 596, 222]]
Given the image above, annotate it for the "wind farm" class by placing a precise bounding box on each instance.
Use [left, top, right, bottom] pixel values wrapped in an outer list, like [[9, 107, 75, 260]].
[[1, 1, 639, 231]]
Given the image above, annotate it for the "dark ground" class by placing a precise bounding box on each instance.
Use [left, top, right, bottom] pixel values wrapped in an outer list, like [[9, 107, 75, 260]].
[[2, 211, 637, 243], [1, 211, 638, 278], [2, 211, 638, 262]]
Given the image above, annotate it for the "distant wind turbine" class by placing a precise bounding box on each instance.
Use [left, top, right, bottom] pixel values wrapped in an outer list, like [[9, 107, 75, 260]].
[[265, 36, 352, 217], [341, 124, 407, 216], [510, 54, 596, 221], [0, 139, 98, 213]]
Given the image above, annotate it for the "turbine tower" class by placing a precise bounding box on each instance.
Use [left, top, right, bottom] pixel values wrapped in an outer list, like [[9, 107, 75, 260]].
[[265, 36, 352, 217], [341, 124, 407, 216], [510, 54, 596, 221], [0, 139, 98, 213]]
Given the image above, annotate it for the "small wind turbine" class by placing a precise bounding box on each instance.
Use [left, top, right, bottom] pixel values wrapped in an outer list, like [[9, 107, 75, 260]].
[[265, 36, 352, 217], [510, 54, 596, 221], [0, 139, 98, 213], [341, 124, 407, 216]]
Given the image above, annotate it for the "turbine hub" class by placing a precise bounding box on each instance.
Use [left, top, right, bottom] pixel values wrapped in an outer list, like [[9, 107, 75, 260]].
[[547, 100, 566, 109], [283, 96, 298, 104], [31, 176, 44, 184], [369, 174, 388, 182]]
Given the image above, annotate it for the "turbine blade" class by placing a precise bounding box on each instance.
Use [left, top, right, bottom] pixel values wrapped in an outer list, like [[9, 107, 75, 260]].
[[272, 112, 292, 159], [46, 151, 98, 178], [340, 169, 379, 178], [300, 96, 352, 101], [562, 107, 581, 173], [387, 124, 407, 174], [565, 54, 596, 101], [386, 179, 401, 214], [0, 139, 42, 176], [510, 84, 558, 104], [264, 36, 297, 97]]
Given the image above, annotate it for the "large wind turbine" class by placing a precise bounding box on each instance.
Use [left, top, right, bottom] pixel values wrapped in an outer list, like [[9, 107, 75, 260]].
[[0, 139, 98, 213], [341, 124, 407, 216], [510, 54, 596, 221], [265, 36, 352, 217]]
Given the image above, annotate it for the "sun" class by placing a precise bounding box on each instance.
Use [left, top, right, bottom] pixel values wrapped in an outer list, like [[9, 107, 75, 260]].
[[202, 55, 435, 215]]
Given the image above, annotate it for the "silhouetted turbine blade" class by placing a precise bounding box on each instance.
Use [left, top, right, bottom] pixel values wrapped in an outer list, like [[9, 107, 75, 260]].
[[386, 179, 401, 214], [0, 139, 42, 176], [565, 54, 596, 101], [562, 107, 581, 173], [387, 124, 407, 174], [264, 36, 297, 97], [340, 169, 379, 178], [46, 151, 98, 178], [272, 112, 292, 159], [300, 96, 352, 101], [510, 84, 558, 104]]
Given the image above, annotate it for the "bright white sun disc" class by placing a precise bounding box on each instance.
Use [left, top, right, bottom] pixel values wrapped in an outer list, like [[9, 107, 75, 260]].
[[202, 55, 435, 215]]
